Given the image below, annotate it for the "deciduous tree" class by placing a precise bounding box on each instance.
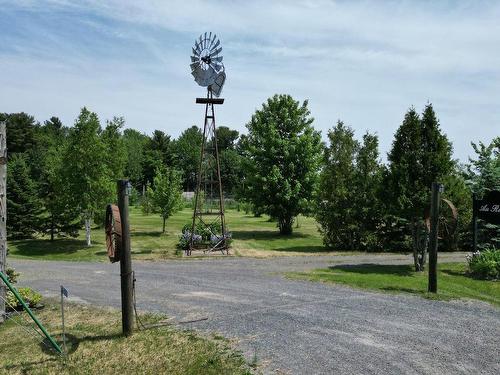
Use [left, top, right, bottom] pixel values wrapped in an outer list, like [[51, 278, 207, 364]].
[[242, 94, 323, 234], [151, 166, 183, 232], [62, 108, 114, 246]]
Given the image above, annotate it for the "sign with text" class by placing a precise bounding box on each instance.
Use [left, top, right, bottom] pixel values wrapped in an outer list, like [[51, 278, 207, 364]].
[[477, 190, 500, 225]]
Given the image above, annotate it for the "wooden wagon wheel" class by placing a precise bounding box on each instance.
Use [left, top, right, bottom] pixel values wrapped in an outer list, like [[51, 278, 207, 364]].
[[424, 198, 458, 240], [105, 204, 122, 263]]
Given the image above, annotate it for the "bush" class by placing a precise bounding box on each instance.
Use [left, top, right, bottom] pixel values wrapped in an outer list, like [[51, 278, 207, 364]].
[[467, 248, 500, 280], [6, 267, 19, 284], [178, 221, 229, 250], [6, 287, 42, 310]]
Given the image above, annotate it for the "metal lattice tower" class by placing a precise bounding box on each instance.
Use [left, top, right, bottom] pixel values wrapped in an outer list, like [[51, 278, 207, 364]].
[[188, 89, 228, 255]]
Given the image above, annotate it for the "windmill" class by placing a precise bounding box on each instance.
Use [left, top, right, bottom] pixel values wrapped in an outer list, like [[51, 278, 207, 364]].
[[188, 32, 229, 255]]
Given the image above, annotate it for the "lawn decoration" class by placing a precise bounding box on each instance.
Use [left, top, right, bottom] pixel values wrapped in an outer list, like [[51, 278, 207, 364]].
[[414, 197, 458, 271], [424, 198, 458, 240], [188, 32, 229, 255], [105, 204, 122, 263]]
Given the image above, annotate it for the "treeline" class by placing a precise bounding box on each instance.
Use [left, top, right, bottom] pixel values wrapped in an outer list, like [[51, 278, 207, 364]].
[[1, 109, 243, 243], [237, 95, 499, 252], [2, 94, 499, 253]]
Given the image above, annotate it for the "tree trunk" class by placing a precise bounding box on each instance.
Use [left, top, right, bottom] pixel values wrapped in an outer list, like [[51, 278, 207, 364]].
[[50, 216, 54, 241], [412, 219, 428, 272], [279, 216, 294, 235], [85, 217, 92, 247], [162, 217, 166, 233]]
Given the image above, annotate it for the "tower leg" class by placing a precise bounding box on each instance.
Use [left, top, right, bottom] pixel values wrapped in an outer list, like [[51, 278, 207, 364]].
[[188, 89, 228, 255]]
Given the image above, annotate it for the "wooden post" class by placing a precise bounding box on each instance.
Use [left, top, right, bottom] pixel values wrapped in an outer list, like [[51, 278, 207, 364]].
[[117, 180, 134, 336], [0, 122, 6, 324], [428, 182, 442, 293], [472, 193, 478, 252]]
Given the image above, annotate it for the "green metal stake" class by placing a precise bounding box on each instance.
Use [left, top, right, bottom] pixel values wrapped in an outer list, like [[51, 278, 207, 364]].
[[0, 271, 62, 354]]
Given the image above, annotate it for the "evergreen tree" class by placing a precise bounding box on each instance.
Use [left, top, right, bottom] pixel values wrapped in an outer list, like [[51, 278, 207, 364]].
[[40, 146, 80, 240], [0, 112, 37, 155], [242, 94, 323, 234], [316, 121, 359, 248], [387, 105, 454, 269], [420, 103, 453, 189], [7, 154, 42, 238], [151, 166, 183, 232], [353, 132, 384, 249]]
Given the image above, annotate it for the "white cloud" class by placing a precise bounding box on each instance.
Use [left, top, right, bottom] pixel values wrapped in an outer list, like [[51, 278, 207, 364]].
[[1, 0, 499, 161]]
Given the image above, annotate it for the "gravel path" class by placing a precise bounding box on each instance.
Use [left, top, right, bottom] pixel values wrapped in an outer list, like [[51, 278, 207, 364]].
[[9, 253, 499, 374]]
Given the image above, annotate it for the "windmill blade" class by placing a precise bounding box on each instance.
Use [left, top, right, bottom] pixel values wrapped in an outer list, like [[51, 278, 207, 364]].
[[209, 34, 217, 49], [210, 39, 220, 52], [210, 62, 223, 73], [212, 56, 223, 63], [192, 47, 199, 57], [208, 32, 212, 48], [210, 71, 226, 97], [190, 56, 198, 63], [190, 62, 201, 71], [194, 42, 201, 55], [203, 32, 208, 49], [210, 47, 222, 58]]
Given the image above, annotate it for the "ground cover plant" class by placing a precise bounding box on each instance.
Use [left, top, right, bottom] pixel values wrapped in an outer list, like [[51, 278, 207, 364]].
[[467, 248, 500, 280], [287, 262, 500, 307], [0, 300, 252, 375], [7, 207, 349, 261]]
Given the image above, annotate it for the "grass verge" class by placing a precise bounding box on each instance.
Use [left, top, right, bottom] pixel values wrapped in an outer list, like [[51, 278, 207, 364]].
[[286, 262, 500, 307], [0, 300, 252, 375]]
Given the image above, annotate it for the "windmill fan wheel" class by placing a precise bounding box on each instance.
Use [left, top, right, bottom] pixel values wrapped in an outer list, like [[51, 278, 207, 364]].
[[424, 198, 458, 240]]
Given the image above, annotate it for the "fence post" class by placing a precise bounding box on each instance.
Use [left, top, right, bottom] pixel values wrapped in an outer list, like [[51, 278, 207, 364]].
[[428, 182, 442, 293], [0, 122, 7, 323], [117, 180, 134, 336]]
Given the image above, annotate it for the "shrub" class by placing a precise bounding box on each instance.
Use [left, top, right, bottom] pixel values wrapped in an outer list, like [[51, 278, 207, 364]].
[[6, 287, 42, 310], [178, 231, 202, 250], [6, 267, 19, 284], [178, 221, 228, 249], [467, 248, 500, 280]]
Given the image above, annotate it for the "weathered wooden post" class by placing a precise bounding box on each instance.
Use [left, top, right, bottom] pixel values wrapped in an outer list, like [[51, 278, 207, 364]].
[[0, 121, 6, 323], [472, 193, 478, 253], [117, 179, 134, 336], [428, 182, 442, 293]]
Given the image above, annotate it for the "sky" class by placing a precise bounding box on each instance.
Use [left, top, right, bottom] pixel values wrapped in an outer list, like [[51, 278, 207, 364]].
[[0, 0, 499, 162]]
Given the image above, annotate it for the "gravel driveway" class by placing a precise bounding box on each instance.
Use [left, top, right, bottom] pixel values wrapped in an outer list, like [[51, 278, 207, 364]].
[[9, 253, 499, 374]]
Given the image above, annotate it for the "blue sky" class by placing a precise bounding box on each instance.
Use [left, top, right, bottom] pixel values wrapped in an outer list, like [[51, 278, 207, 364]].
[[1, 0, 499, 162]]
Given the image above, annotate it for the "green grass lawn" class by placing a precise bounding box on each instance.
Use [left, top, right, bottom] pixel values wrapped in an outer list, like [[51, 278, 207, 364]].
[[0, 300, 252, 374], [287, 263, 500, 307], [8, 207, 342, 261]]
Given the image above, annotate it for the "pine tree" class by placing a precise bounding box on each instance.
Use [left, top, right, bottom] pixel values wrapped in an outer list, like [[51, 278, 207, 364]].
[[7, 154, 42, 238]]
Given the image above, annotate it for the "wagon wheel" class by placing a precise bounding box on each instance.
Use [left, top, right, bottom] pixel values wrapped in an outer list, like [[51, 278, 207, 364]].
[[105, 204, 122, 263], [424, 198, 458, 240]]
